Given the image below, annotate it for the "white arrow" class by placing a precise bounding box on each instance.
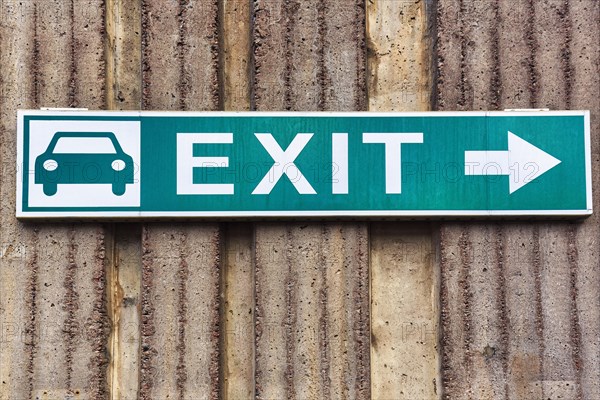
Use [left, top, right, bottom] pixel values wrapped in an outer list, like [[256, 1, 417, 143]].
[[465, 131, 561, 194]]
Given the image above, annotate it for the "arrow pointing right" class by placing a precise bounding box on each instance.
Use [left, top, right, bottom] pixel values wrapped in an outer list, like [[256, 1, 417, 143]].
[[465, 131, 562, 194]]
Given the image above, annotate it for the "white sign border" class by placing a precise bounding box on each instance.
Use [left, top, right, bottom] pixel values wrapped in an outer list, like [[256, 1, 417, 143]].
[[17, 109, 592, 219]]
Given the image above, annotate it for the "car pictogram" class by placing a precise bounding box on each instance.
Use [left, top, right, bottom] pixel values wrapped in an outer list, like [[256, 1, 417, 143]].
[[35, 132, 134, 196]]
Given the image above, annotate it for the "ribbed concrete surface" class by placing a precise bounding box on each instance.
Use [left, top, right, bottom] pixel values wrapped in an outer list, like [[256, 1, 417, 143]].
[[1, 0, 597, 399], [0, 1, 109, 399], [138, 1, 222, 399], [437, 1, 600, 399], [255, 224, 370, 399], [253, 1, 371, 398]]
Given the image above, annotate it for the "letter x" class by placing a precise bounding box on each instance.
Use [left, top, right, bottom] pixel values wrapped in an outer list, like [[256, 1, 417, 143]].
[[252, 133, 316, 195]]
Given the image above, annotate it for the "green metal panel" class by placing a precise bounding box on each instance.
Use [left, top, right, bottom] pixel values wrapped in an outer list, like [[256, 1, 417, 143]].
[[17, 110, 591, 218]]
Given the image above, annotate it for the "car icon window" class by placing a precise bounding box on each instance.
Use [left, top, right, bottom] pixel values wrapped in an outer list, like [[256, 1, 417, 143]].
[[52, 136, 118, 154]]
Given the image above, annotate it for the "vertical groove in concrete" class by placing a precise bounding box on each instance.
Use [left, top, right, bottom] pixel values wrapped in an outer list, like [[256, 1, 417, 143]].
[[139, 225, 156, 400], [139, 0, 222, 397], [317, 227, 331, 400], [439, 224, 474, 399], [558, 0, 573, 110], [488, 0, 502, 109], [493, 225, 510, 400], [175, 230, 190, 400], [252, 0, 370, 398], [283, 227, 299, 400], [252, 0, 287, 110], [457, 227, 473, 396], [438, 226, 462, 398], [434, 0, 460, 111], [63, 227, 78, 391], [176, 0, 190, 110], [25, 229, 40, 400], [436, 0, 599, 398], [566, 225, 583, 399], [351, 227, 371, 399], [281, 0, 296, 110], [367, 0, 439, 398], [0, 2, 36, 398], [84, 226, 111, 399], [525, 0, 539, 107], [68, 0, 77, 107], [532, 225, 546, 399]]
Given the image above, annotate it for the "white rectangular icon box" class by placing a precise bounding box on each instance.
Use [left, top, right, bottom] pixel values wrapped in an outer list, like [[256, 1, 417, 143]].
[[22, 119, 141, 208]]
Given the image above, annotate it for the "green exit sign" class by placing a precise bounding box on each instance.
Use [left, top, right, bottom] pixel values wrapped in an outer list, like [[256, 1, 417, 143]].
[[17, 110, 591, 218]]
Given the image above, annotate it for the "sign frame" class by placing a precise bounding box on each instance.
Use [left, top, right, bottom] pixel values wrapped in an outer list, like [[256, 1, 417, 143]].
[[17, 109, 592, 219]]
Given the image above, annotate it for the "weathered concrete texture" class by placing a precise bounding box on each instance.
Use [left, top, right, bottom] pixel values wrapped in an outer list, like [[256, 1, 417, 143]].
[[105, 1, 142, 399], [253, 0, 366, 111], [252, 0, 287, 111], [139, 1, 222, 398], [140, 225, 221, 399], [437, 0, 600, 399], [322, 0, 367, 111], [252, 1, 370, 398], [141, 0, 219, 111], [0, 1, 110, 399], [366, 1, 440, 398], [106, 0, 142, 111], [254, 224, 369, 399], [370, 224, 440, 399], [569, 5, 600, 399], [221, 0, 251, 111], [0, 2, 38, 397], [220, 2, 255, 397], [221, 223, 255, 400], [107, 224, 142, 400], [367, 0, 432, 112]]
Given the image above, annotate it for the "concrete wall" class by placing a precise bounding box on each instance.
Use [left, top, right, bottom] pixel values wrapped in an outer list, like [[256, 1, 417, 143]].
[[437, 1, 599, 399], [0, 0, 597, 399]]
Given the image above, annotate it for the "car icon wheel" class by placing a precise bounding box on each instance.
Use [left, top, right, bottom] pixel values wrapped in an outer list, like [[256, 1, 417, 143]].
[[43, 183, 57, 196], [112, 183, 126, 196]]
